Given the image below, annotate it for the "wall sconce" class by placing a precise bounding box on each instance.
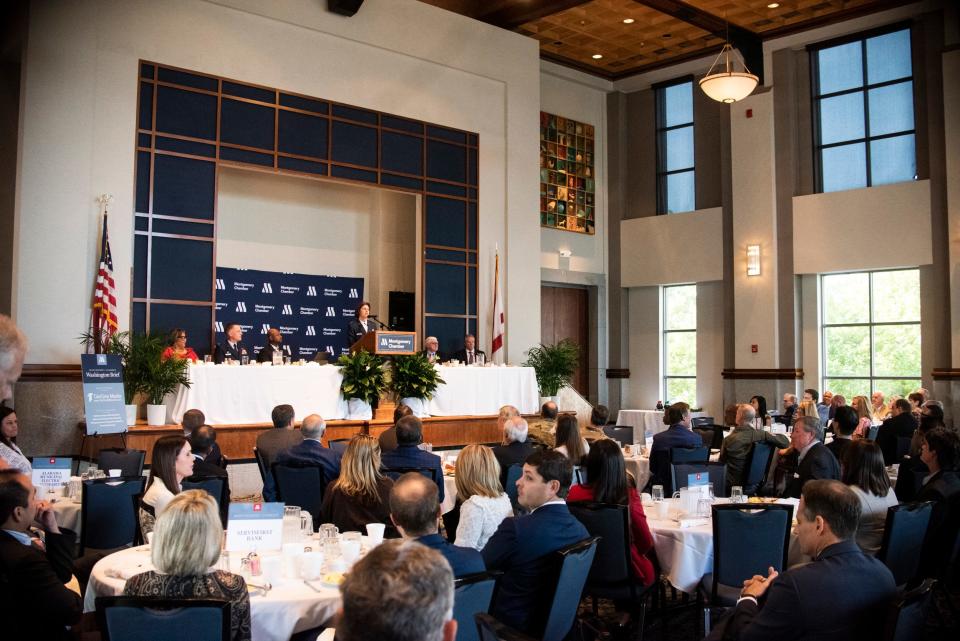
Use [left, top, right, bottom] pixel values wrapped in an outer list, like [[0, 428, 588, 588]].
[[558, 249, 572, 258], [746, 244, 761, 276]]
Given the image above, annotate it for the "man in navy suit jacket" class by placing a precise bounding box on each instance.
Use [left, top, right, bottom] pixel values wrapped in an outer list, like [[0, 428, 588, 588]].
[[390, 472, 484, 578], [783, 416, 840, 499], [649, 402, 703, 489], [381, 416, 445, 503], [274, 414, 341, 486], [482, 449, 589, 636], [708, 480, 896, 641]]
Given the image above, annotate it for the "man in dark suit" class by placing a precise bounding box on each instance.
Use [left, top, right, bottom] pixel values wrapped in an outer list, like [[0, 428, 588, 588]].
[[256, 327, 294, 363], [187, 425, 231, 524], [381, 416, 445, 503], [389, 473, 484, 578], [482, 450, 589, 636], [0, 470, 82, 640], [182, 408, 222, 466], [449, 334, 485, 365], [825, 405, 857, 464], [347, 301, 380, 347], [783, 416, 840, 499], [275, 414, 342, 486], [421, 335, 443, 364], [492, 414, 534, 488], [256, 404, 303, 501], [213, 322, 249, 364], [875, 398, 918, 465], [916, 426, 960, 580], [649, 402, 703, 490], [378, 404, 414, 454], [707, 480, 896, 641]]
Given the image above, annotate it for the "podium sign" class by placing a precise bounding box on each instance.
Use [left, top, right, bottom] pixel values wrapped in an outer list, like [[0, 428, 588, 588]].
[[350, 330, 417, 355], [81, 354, 128, 435]]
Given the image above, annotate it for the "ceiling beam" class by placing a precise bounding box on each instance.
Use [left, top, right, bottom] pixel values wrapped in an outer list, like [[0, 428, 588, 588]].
[[474, 0, 593, 31], [633, 0, 764, 83]]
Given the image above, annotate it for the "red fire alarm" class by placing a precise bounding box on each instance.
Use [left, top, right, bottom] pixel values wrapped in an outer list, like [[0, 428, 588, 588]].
[[746, 109, 753, 118], [751, 344, 758, 353]]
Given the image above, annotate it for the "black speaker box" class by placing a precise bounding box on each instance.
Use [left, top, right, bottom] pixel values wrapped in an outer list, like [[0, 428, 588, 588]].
[[328, 0, 364, 17], [389, 291, 416, 331]]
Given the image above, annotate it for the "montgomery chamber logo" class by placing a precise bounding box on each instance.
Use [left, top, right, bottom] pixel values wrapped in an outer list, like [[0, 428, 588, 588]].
[[325, 307, 336, 317], [282, 304, 293, 315], [306, 286, 318, 296], [262, 282, 273, 293], [348, 288, 359, 298], [261, 324, 271, 334], [326, 345, 335, 354], [305, 326, 316, 336], [214, 322, 224, 333], [215, 278, 226, 290], [235, 302, 247, 313]]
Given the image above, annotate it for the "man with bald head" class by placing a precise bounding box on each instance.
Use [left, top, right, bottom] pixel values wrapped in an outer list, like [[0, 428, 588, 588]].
[[527, 401, 559, 448], [275, 414, 342, 485], [719, 404, 789, 490], [389, 472, 484, 578]]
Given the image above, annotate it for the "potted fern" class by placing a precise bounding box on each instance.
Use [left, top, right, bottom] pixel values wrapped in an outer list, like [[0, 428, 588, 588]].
[[523, 339, 580, 402], [337, 350, 387, 420], [139, 333, 192, 425], [391, 353, 445, 417]]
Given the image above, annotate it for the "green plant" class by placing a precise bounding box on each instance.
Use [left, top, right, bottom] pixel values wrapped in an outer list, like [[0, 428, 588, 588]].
[[337, 350, 387, 405], [523, 339, 580, 397], [134, 332, 191, 404], [391, 353, 445, 400]]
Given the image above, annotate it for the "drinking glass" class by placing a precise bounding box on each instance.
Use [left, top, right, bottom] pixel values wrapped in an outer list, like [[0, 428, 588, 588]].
[[241, 354, 250, 365], [697, 498, 712, 518], [652, 485, 664, 502], [203, 354, 212, 364], [283, 506, 303, 542], [731, 486, 744, 504]]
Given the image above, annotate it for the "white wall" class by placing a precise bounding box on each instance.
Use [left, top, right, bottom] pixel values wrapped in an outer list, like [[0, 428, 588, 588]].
[[620, 207, 723, 287], [15, 0, 540, 363], [625, 286, 660, 410]]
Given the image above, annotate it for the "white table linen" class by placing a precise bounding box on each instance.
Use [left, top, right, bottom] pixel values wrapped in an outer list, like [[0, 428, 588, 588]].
[[616, 410, 707, 443], [622, 454, 651, 491], [52, 498, 81, 534], [428, 366, 539, 416], [441, 475, 458, 515], [85, 545, 342, 641]]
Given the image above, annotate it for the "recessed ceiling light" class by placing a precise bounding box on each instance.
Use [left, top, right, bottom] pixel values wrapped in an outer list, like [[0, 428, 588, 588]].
[[592, 54, 603, 59], [623, 18, 635, 24], [767, 2, 780, 7]]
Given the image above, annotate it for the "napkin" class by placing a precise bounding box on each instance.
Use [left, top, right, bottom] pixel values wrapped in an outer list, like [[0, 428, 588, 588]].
[[674, 516, 709, 528]]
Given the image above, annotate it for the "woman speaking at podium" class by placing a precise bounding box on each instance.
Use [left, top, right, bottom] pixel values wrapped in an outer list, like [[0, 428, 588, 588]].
[[347, 301, 381, 347]]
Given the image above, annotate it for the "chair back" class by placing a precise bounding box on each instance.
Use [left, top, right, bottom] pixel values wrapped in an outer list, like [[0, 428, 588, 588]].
[[568, 502, 636, 601], [383, 465, 439, 486], [252, 447, 268, 483], [182, 476, 227, 510], [504, 464, 522, 511], [671, 462, 727, 497], [691, 417, 714, 428], [882, 578, 935, 641], [81, 476, 147, 553], [742, 441, 776, 495], [670, 446, 709, 463], [96, 596, 231, 641], [602, 426, 633, 447], [877, 501, 934, 586], [867, 424, 880, 441], [98, 448, 146, 477], [710, 504, 793, 602], [540, 537, 599, 641], [328, 438, 350, 455], [271, 463, 325, 529], [453, 572, 497, 641]]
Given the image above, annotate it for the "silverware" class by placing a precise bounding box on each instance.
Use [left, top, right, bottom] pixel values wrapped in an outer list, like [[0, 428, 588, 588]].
[[303, 579, 323, 593], [247, 581, 272, 595]]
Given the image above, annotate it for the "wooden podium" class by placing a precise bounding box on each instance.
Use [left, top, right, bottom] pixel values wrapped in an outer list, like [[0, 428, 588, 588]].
[[350, 330, 417, 355]]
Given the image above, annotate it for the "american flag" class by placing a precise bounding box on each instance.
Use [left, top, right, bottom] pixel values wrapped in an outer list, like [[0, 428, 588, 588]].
[[91, 213, 118, 351], [491, 247, 505, 364]]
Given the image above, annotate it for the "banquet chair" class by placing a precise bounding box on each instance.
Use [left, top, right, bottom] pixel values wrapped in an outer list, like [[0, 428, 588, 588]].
[[669, 446, 710, 464], [328, 438, 350, 455], [504, 464, 523, 512], [690, 417, 714, 428], [182, 476, 228, 526], [453, 572, 498, 641], [867, 425, 881, 441], [882, 578, 936, 641], [742, 441, 777, 496], [877, 502, 934, 587], [699, 503, 793, 633], [602, 426, 633, 447], [671, 462, 727, 497], [253, 447, 269, 484], [272, 463, 325, 530], [97, 448, 146, 477], [568, 502, 657, 640], [81, 476, 147, 554], [96, 596, 231, 641]]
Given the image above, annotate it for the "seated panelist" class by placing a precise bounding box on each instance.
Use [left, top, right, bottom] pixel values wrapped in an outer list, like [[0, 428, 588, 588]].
[[213, 322, 248, 364], [256, 327, 293, 363], [161, 327, 199, 363]]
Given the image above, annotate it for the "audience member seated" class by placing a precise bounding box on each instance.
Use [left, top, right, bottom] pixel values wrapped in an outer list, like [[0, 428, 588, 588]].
[[453, 444, 513, 550], [336, 539, 456, 641], [850, 395, 874, 439], [124, 490, 250, 641], [719, 404, 788, 490], [826, 407, 857, 464], [916, 426, 960, 580], [182, 408, 222, 467], [213, 322, 248, 364], [0, 469, 82, 641], [871, 391, 889, 422], [749, 395, 771, 428], [722, 403, 739, 428], [482, 449, 589, 636], [582, 405, 610, 443], [492, 416, 534, 489], [840, 440, 897, 556], [649, 402, 703, 489], [321, 435, 394, 536], [781, 393, 798, 427], [390, 472, 484, 577], [910, 403, 945, 458], [554, 413, 589, 465], [256, 404, 303, 501], [255, 327, 292, 363], [814, 389, 832, 427], [875, 398, 917, 465], [187, 425, 231, 523], [381, 416, 445, 503], [797, 399, 820, 423], [568, 439, 655, 588], [527, 401, 559, 448], [160, 327, 198, 363], [141, 435, 194, 534], [907, 392, 925, 421], [782, 417, 840, 499], [705, 480, 895, 641], [377, 403, 413, 454], [828, 393, 847, 422], [0, 405, 30, 475], [275, 414, 341, 486]]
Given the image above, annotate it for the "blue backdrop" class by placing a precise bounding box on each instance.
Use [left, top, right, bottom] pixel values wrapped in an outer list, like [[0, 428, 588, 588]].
[[214, 267, 364, 360]]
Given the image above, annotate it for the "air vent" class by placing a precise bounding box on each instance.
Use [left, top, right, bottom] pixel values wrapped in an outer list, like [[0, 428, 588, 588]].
[[752, 19, 773, 27], [654, 48, 669, 54], [782, 10, 802, 18]]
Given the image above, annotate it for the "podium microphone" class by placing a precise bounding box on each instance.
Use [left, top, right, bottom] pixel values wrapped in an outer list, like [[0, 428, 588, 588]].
[[369, 314, 393, 330]]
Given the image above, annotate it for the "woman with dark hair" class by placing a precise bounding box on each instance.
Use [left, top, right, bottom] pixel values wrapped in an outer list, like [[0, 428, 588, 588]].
[[749, 395, 771, 428], [568, 439, 655, 587], [346, 301, 380, 346], [0, 405, 30, 474], [554, 414, 589, 464], [841, 440, 897, 555], [141, 435, 194, 533], [161, 327, 198, 362]]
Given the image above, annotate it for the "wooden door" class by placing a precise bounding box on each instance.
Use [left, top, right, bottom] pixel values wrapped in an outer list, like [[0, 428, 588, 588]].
[[541, 285, 589, 397]]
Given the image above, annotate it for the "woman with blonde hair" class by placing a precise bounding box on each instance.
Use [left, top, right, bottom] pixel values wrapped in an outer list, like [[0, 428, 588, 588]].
[[798, 400, 820, 421], [453, 445, 513, 550], [851, 395, 874, 438], [320, 434, 394, 535], [124, 490, 250, 641]]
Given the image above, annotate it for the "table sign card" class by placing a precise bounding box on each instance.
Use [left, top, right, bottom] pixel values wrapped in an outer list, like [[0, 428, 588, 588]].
[[32, 457, 72, 487], [80, 353, 128, 435], [227, 502, 284, 552], [687, 473, 709, 488]]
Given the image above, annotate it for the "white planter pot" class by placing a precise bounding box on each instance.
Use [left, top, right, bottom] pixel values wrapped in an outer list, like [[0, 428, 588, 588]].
[[539, 395, 558, 406], [346, 398, 373, 420], [146, 404, 167, 426], [125, 404, 138, 426], [400, 397, 430, 418]]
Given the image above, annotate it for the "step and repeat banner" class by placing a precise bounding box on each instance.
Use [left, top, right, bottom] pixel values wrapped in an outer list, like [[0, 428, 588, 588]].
[[214, 267, 364, 360]]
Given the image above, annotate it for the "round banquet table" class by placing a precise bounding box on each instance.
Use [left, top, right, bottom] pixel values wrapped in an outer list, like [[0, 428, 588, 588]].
[[51, 497, 82, 534], [622, 451, 651, 491], [84, 544, 345, 641]]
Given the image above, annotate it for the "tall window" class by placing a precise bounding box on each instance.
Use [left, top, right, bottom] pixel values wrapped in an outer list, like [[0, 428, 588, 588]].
[[663, 284, 697, 405], [821, 269, 920, 400], [656, 79, 695, 213], [812, 26, 915, 193]]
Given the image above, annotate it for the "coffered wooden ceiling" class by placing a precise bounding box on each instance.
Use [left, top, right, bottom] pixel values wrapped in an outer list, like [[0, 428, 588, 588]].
[[418, 0, 914, 80]]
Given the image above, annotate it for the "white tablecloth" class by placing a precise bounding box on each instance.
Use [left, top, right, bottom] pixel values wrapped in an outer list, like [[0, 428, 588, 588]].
[[623, 454, 651, 491], [85, 545, 342, 641], [428, 366, 539, 416], [167, 363, 348, 425], [442, 475, 458, 514]]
